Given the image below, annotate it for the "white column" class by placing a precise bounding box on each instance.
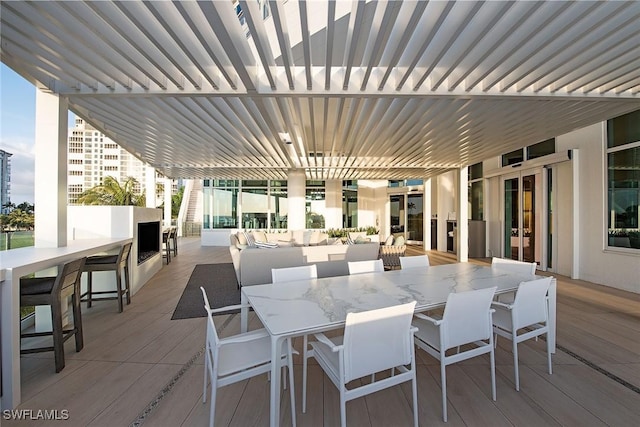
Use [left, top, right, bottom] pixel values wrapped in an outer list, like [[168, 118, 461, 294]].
[[164, 178, 172, 228], [34, 90, 68, 248], [457, 166, 469, 262], [324, 179, 342, 229], [145, 165, 157, 207], [572, 149, 580, 279], [423, 178, 432, 251], [287, 169, 306, 230]]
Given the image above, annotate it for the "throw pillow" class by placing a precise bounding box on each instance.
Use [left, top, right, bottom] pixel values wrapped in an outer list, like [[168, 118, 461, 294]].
[[237, 232, 248, 245], [348, 231, 367, 241], [384, 235, 394, 246], [394, 235, 406, 246], [243, 231, 255, 247], [255, 241, 278, 249]]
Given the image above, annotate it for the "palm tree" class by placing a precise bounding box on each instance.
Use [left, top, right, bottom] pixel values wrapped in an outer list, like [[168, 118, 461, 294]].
[[76, 176, 145, 206]]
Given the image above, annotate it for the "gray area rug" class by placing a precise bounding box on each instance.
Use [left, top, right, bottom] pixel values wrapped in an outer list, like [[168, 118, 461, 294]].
[[171, 263, 241, 319]]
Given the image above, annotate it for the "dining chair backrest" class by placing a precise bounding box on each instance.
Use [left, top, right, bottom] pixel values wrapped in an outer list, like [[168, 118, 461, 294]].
[[342, 301, 416, 382], [491, 257, 536, 275], [201, 287, 220, 347], [511, 277, 552, 329], [272, 264, 318, 283], [441, 287, 497, 350], [347, 259, 384, 275], [399, 255, 430, 269]]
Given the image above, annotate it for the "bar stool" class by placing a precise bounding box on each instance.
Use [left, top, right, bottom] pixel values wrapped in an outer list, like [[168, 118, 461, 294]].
[[81, 242, 132, 313], [170, 226, 178, 257], [162, 230, 171, 264], [20, 257, 86, 373]]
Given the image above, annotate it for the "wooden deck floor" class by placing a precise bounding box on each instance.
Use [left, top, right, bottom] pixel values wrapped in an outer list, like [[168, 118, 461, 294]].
[[6, 238, 640, 426]]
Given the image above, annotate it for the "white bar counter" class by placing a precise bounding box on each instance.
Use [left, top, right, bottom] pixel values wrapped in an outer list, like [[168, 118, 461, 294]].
[[0, 237, 131, 410]]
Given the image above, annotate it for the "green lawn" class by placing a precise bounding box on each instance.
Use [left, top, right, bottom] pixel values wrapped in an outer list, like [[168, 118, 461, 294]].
[[0, 231, 34, 251], [2, 232, 36, 318]]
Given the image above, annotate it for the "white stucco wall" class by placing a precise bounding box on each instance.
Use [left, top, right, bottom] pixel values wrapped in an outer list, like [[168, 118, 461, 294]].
[[557, 123, 640, 293]]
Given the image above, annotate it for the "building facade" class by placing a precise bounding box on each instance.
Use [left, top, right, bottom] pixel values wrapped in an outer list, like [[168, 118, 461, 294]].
[[67, 118, 172, 205]]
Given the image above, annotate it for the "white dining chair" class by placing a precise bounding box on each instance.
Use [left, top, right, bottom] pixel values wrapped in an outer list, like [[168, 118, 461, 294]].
[[491, 257, 536, 275], [271, 264, 318, 283], [200, 287, 296, 427], [347, 259, 384, 275], [492, 277, 553, 391], [307, 301, 419, 427], [412, 287, 497, 422], [491, 257, 537, 302], [399, 255, 430, 269]]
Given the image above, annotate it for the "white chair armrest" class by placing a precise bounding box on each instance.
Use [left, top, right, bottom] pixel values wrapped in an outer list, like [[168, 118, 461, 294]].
[[209, 303, 252, 314], [490, 301, 513, 310], [219, 328, 270, 345], [313, 332, 343, 352], [414, 312, 442, 325]]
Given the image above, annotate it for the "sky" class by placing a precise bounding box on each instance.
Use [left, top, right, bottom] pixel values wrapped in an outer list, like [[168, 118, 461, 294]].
[[0, 63, 75, 205]]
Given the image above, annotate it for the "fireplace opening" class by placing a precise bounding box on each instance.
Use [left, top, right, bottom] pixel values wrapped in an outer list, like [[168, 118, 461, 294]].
[[138, 221, 160, 264]]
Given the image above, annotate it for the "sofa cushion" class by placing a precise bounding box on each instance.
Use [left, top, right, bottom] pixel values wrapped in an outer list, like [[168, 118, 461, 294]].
[[266, 231, 292, 244], [252, 230, 267, 243], [384, 235, 395, 245], [394, 235, 406, 246], [309, 231, 328, 246]]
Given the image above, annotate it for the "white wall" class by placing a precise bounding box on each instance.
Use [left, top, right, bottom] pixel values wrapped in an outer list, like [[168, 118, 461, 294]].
[[68, 206, 163, 295], [437, 171, 457, 252], [557, 123, 640, 293]]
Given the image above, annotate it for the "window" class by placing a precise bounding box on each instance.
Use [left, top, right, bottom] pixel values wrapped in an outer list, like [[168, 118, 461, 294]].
[[343, 181, 357, 228], [502, 149, 524, 166], [202, 179, 286, 230], [241, 186, 268, 229], [468, 162, 483, 220], [270, 181, 288, 229], [203, 179, 239, 229], [607, 109, 640, 250], [306, 181, 325, 229], [527, 138, 555, 160]]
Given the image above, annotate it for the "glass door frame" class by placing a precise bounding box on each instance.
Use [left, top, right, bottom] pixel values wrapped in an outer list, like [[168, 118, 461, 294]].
[[388, 190, 425, 245], [500, 167, 545, 267]]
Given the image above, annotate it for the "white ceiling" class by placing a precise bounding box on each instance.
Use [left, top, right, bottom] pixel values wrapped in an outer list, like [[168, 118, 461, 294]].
[[1, 0, 639, 180]]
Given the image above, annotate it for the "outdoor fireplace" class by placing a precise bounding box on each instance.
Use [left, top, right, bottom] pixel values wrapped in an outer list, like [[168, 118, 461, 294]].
[[138, 221, 160, 264]]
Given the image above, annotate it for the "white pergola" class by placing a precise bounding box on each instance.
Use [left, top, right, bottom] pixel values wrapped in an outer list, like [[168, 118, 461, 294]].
[[1, 0, 639, 181]]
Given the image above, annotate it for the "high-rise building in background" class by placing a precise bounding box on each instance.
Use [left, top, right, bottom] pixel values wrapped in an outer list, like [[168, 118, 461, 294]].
[[0, 149, 12, 213], [67, 118, 177, 205]]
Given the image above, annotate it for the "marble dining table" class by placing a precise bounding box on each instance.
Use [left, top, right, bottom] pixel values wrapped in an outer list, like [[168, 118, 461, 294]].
[[240, 262, 557, 427]]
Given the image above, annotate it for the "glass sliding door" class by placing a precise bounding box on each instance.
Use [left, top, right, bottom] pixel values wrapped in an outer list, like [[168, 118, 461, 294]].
[[504, 177, 519, 260], [522, 174, 536, 263], [390, 195, 405, 235], [502, 170, 541, 264], [407, 193, 423, 243]]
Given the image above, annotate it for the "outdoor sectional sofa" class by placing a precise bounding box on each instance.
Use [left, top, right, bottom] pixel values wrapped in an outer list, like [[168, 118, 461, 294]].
[[229, 230, 380, 286]]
